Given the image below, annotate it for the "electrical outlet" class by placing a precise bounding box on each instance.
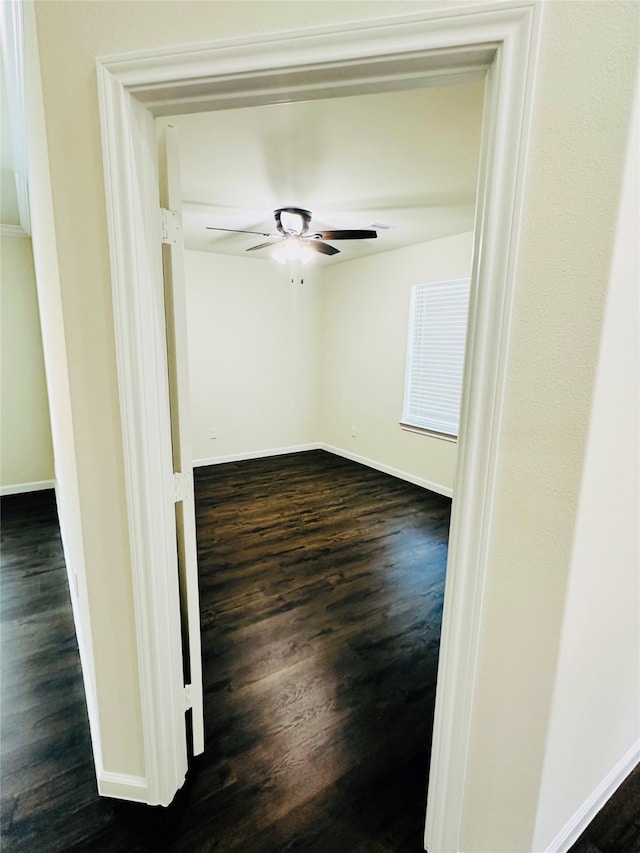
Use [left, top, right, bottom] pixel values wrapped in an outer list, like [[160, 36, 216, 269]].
[[210, 427, 218, 440], [351, 425, 357, 438]]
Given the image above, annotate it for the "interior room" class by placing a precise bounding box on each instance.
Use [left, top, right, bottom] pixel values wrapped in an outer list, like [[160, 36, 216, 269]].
[[160, 81, 483, 487], [140, 82, 480, 847]]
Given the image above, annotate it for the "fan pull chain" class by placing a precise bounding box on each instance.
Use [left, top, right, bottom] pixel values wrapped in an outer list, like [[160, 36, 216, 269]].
[[289, 257, 304, 285]]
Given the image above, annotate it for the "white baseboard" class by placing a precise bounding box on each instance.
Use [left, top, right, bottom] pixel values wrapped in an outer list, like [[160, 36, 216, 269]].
[[194, 443, 452, 497], [0, 479, 55, 496], [98, 770, 150, 803], [193, 443, 320, 467], [544, 740, 640, 853], [319, 443, 453, 498]]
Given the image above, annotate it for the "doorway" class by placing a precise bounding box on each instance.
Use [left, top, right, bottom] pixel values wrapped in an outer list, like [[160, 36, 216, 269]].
[[96, 7, 541, 848], [155, 85, 483, 845], [156, 82, 483, 485]]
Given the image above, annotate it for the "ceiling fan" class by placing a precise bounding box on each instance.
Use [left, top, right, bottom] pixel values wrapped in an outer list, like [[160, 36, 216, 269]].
[[206, 207, 377, 262]]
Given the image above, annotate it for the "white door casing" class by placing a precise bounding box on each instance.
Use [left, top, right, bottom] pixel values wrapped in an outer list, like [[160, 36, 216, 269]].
[[95, 2, 542, 845], [159, 125, 205, 758]]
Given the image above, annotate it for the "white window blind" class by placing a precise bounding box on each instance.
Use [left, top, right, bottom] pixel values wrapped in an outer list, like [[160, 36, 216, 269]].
[[402, 278, 471, 438]]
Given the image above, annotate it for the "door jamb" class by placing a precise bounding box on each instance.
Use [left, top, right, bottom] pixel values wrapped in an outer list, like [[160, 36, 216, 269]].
[[96, 2, 542, 843]]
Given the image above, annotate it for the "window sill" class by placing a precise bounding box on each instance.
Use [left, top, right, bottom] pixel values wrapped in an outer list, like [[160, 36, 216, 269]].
[[399, 422, 458, 443]]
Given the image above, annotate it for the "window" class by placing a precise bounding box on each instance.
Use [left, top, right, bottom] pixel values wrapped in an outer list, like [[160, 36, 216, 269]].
[[402, 278, 471, 439]]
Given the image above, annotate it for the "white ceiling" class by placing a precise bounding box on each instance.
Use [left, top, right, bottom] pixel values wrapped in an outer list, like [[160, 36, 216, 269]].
[[158, 79, 484, 266]]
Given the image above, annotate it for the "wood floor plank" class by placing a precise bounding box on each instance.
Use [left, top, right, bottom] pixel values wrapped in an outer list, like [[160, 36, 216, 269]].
[[2, 452, 637, 851]]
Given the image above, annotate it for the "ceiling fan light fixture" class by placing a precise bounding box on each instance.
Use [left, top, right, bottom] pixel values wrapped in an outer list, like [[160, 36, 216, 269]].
[[211, 207, 376, 263], [272, 244, 287, 265], [272, 237, 314, 266]]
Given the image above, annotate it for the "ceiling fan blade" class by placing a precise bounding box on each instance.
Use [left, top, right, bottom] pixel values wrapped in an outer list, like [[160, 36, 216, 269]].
[[306, 240, 340, 256], [314, 229, 378, 240], [246, 240, 281, 252], [206, 226, 277, 237]]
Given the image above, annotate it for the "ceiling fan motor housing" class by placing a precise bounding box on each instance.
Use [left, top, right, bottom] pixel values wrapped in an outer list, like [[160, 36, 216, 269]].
[[207, 208, 376, 257], [275, 207, 312, 236]]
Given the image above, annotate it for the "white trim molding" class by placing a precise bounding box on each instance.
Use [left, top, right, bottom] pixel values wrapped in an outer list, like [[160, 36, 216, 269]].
[[193, 443, 320, 468], [544, 742, 640, 853], [194, 444, 453, 498], [0, 479, 55, 496], [98, 771, 150, 803], [0, 0, 31, 235], [0, 223, 30, 239], [425, 5, 543, 850], [95, 2, 542, 837], [96, 76, 188, 806], [320, 444, 453, 499]]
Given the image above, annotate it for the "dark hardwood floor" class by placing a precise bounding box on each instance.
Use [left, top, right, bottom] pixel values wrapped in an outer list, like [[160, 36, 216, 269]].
[[1, 450, 638, 851], [567, 762, 640, 853]]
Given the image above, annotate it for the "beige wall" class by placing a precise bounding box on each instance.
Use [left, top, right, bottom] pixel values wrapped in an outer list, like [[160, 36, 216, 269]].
[[185, 233, 472, 494], [320, 232, 473, 494], [185, 232, 471, 492], [32, 0, 444, 785], [532, 70, 640, 852], [458, 3, 638, 850], [23, 0, 143, 778], [0, 234, 54, 491], [32, 0, 638, 847], [185, 250, 321, 462]]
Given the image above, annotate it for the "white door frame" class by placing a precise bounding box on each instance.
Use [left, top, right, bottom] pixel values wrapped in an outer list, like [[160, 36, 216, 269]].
[[96, 1, 542, 844]]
